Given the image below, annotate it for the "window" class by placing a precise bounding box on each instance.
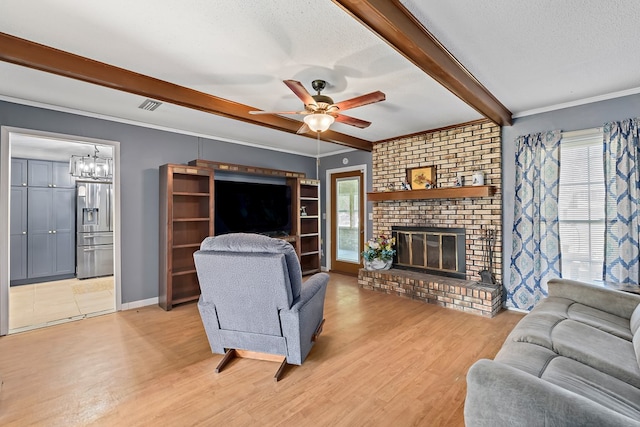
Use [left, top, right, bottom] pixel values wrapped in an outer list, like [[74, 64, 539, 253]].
[[558, 130, 604, 283]]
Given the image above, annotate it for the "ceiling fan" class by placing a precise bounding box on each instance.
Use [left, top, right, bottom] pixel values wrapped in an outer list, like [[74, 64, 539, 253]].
[[249, 79, 386, 133]]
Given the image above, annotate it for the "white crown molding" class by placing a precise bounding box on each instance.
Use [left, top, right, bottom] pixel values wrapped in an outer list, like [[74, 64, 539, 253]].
[[513, 86, 640, 119], [0, 95, 327, 159]]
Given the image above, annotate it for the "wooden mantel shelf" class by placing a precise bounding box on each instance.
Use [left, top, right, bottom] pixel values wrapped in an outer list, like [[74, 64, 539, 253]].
[[367, 185, 495, 201]]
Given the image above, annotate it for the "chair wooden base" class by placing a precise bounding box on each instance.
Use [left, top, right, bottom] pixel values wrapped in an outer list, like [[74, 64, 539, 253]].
[[215, 349, 288, 382], [215, 319, 326, 382]]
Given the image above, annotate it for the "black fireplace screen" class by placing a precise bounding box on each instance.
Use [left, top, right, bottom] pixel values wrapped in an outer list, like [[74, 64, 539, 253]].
[[392, 226, 466, 279]]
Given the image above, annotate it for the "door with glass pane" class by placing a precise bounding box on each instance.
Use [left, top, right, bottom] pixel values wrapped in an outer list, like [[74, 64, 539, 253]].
[[330, 170, 364, 275]]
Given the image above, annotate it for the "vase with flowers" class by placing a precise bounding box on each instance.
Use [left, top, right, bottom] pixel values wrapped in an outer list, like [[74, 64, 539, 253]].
[[361, 235, 396, 271]]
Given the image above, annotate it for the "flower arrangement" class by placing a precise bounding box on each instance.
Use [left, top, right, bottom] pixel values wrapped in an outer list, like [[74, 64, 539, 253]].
[[361, 235, 396, 261]]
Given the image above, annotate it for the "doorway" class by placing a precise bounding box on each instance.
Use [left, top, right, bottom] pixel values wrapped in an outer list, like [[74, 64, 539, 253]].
[[0, 127, 122, 335], [329, 168, 364, 275]]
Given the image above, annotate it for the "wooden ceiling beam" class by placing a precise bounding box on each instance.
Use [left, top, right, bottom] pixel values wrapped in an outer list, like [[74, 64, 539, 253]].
[[0, 32, 373, 152], [333, 0, 512, 126]]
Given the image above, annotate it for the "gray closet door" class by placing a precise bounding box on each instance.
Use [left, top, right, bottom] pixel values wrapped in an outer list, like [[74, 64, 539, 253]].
[[52, 188, 75, 275], [27, 160, 53, 188], [10, 186, 27, 281], [52, 162, 74, 188], [11, 158, 28, 187], [27, 187, 54, 278]]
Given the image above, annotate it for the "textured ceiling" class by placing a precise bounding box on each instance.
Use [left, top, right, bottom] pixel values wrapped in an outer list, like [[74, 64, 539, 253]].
[[401, 0, 640, 115], [1, 1, 639, 157]]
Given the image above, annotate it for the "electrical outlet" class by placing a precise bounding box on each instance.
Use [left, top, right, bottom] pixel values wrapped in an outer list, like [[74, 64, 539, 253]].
[[368, 212, 373, 220]]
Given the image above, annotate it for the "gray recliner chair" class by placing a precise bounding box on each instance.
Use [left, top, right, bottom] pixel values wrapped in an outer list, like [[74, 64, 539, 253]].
[[193, 233, 329, 381]]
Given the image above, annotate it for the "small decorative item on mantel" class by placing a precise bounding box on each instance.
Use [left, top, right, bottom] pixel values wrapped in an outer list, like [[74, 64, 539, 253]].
[[454, 173, 464, 187], [406, 166, 436, 190], [361, 235, 396, 271], [472, 171, 484, 186]]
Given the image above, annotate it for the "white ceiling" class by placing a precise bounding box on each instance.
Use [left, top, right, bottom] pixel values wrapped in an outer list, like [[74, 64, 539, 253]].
[[1, 1, 639, 157]]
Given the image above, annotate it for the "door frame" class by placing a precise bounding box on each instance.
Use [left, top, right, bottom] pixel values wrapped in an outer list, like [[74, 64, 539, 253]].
[[0, 126, 122, 335], [325, 164, 367, 271]]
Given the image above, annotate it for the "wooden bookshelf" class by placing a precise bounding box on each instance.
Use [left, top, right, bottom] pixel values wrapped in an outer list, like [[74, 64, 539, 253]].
[[159, 164, 214, 310], [298, 179, 321, 275]]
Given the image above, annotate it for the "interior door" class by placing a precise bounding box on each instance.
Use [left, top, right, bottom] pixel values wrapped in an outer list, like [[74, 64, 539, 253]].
[[330, 170, 364, 275]]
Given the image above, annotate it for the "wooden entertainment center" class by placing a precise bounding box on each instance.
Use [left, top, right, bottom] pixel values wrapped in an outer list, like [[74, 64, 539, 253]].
[[159, 160, 321, 310]]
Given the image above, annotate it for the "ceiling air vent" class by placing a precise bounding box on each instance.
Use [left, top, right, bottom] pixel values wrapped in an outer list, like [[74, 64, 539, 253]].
[[138, 99, 162, 111]]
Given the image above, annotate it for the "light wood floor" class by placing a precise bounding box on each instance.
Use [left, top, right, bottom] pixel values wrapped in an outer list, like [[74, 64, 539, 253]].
[[9, 276, 115, 333], [0, 273, 523, 426]]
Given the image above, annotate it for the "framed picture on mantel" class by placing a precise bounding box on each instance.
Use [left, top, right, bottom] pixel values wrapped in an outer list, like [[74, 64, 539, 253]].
[[407, 166, 436, 190]]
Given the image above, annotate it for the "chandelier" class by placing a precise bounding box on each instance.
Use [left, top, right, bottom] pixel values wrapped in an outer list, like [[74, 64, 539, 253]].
[[69, 145, 113, 180]]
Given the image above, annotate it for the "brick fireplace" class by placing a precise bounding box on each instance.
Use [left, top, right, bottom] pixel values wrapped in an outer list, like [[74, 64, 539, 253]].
[[358, 119, 503, 317]]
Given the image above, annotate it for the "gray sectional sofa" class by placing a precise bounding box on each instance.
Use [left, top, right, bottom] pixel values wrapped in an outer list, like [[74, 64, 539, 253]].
[[465, 278, 640, 426]]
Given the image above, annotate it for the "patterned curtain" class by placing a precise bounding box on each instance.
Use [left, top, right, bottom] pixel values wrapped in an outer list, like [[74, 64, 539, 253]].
[[508, 130, 562, 310], [603, 118, 640, 285]]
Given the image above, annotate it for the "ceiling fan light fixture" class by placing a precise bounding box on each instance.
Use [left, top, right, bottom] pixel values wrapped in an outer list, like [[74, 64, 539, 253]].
[[304, 113, 335, 132]]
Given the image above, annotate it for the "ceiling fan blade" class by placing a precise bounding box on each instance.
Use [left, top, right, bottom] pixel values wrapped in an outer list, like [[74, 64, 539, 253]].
[[334, 114, 371, 129], [283, 80, 317, 107], [249, 110, 305, 115], [296, 122, 310, 134], [334, 91, 385, 112]]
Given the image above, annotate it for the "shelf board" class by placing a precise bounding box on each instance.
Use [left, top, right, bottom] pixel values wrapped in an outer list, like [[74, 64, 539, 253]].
[[367, 185, 495, 201], [300, 197, 319, 201], [300, 215, 319, 219], [173, 192, 210, 197], [302, 268, 321, 275], [300, 233, 319, 238], [173, 217, 210, 222], [173, 243, 201, 249], [301, 251, 320, 256], [172, 267, 196, 277], [171, 294, 200, 305]]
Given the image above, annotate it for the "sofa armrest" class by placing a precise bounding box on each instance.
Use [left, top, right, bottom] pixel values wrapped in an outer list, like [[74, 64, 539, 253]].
[[548, 278, 640, 319], [465, 359, 640, 427], [279, 272, 329, 365]]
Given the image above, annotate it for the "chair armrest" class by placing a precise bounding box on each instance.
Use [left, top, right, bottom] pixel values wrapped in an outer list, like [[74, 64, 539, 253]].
[[289, 272, 330, 312], [465, 359, 640, 427], [548, 278, 640, 319], [279, 272, 329, 365]]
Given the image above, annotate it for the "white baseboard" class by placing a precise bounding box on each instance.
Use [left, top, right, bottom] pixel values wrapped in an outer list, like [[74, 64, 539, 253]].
[[121, 297, 158, 311]]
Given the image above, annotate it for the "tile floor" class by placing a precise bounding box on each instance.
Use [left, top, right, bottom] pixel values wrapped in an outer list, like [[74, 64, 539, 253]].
[[9, 276, 115, 333]]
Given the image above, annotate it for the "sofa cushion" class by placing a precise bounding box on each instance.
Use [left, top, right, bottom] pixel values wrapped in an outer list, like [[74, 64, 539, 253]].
[[552, 319, 640, 388], [631, 304, 640, 335], [568, 303, 633, 341], [503, 311, 563, 349], [529, 296, 633, 340], [495, 341, 558, 377], [542, 356, 640, 421]]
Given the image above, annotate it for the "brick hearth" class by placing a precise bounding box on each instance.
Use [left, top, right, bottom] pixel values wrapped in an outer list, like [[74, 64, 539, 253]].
[[358, 268, 502, 318]]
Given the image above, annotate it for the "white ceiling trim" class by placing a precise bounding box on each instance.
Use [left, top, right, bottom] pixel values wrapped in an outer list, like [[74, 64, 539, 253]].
[[513, 86, 640, 119], [0, 94, 322, 159]]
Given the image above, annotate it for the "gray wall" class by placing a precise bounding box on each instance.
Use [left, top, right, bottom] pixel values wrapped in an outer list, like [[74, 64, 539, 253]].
[[0, 101, 315, 303], [502, 93, 640, 289], [318, 149, 373, 267]]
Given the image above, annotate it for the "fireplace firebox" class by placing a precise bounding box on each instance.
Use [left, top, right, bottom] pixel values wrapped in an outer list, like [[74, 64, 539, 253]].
[[391, 226, 466, 279]]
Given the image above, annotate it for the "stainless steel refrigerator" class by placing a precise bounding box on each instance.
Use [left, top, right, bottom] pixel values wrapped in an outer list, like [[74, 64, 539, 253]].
[[76, 181, 113, 279]]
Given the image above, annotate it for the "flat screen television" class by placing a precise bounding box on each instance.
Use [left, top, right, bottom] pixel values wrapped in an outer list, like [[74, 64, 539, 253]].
[[214, 180, 292, 237]]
